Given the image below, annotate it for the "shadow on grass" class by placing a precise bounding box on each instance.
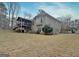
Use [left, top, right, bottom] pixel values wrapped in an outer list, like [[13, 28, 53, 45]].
[[0, 53, 10, 57]]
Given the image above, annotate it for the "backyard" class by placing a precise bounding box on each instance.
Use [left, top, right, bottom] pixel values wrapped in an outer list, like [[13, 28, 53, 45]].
[[0, 30, 79, 57]]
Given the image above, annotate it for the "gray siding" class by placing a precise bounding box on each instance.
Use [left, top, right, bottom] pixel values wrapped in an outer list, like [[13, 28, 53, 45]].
[[32, 13, 61, 34]]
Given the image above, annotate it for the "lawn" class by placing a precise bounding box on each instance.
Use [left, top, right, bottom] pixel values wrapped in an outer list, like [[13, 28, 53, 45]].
[[0, 30, 79, 57]]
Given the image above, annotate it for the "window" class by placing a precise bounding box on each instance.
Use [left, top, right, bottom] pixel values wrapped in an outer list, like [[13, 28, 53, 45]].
[[41, 18, 42, 23]]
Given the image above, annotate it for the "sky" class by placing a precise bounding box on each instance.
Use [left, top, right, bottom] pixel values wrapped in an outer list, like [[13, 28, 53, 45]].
[[6, 2, 79, 20]]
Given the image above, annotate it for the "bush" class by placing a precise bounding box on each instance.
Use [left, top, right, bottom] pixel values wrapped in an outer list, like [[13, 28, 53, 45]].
[[42, 25, 53, 35], [69, 27, 77, 33]]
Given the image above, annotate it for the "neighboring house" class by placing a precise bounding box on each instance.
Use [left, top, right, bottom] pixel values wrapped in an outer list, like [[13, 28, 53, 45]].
[[13, 17, 32, 32], [0, 2, 8, 29], [69, 19, 79, 29], [58, 16, 79, 33], [69, 19, 79, 33], [32, 10, 62, 34]]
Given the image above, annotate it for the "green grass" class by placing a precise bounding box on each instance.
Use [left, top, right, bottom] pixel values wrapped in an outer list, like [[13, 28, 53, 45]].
[[0, 30, 79, 57]]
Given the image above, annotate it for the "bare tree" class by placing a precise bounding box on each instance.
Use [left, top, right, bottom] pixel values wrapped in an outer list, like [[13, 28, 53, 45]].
[[66, 15, 71, 29], [0, 2, 7, 29], [7, 2, 21, 29], [8, 2, 12, 29]]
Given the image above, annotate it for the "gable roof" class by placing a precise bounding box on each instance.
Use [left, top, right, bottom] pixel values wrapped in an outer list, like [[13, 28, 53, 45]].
[[33, 10, 61, 23]]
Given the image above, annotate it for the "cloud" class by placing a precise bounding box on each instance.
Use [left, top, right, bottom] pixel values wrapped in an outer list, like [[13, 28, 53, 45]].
[[6, 2, 79, 20], [20, 7, 36, 19], [37, 2, 79, 20]]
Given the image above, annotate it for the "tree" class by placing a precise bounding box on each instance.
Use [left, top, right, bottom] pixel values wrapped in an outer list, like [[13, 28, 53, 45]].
[[59, 15, 72, 33], [42, 25, 53, 35], [7, 2, 21, 29], [0, 2, 7, 29]]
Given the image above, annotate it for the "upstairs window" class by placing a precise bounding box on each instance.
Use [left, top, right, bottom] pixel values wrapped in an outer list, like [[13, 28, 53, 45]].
[[41, 18, 42, 23]]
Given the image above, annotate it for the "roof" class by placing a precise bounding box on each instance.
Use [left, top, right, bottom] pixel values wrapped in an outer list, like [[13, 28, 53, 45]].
[[17, 17, 32, 23], [33, 10, 61, 23]]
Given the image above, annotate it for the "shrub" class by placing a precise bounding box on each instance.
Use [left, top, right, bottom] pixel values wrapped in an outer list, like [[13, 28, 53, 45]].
[[42, 25, 53, 35], [70, 28, 77, 33]]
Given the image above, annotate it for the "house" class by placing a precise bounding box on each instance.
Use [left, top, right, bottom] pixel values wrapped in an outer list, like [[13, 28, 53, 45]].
[[32, 10, 62, 34], [13, 17, 32, 32], [69, 19, 79, 33], [69, 19, 79, 29]]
